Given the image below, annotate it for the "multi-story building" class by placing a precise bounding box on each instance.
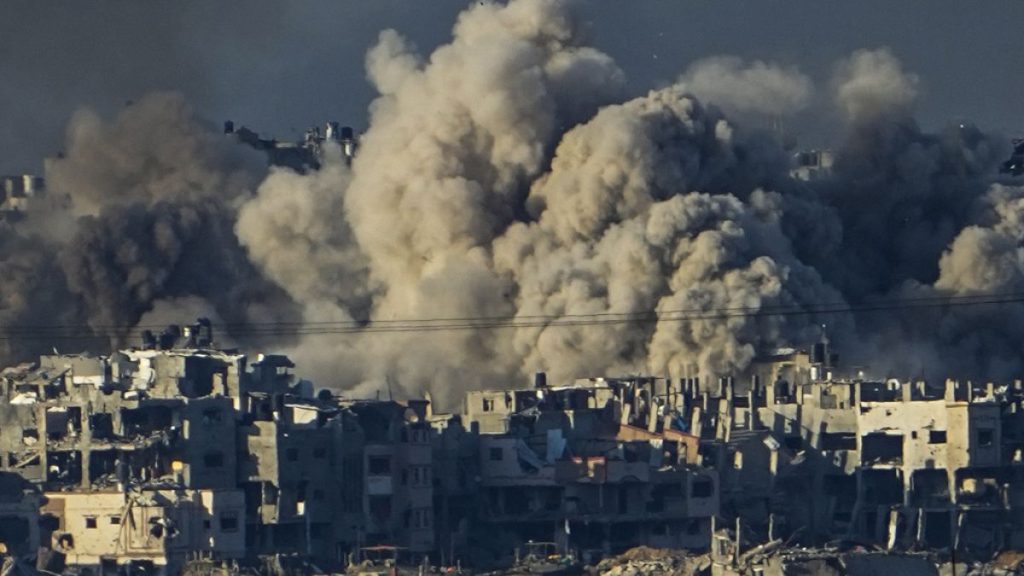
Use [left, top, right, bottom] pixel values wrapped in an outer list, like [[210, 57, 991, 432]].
[[695, 340, 1024, 558], [238, 354, 341, 561], [0, 322, 248, 574], [462, 375, 717, 565], [338, 399, 435, 556], [3, 319, 1024, 572]]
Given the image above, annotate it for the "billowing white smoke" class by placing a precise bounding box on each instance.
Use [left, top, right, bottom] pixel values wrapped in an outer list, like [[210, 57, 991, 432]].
[[0, 92, 300, 356], [234, 0, 843, 402], [495, 87, 841, 385], [229, 3, 1020, 402], [833, 48, 918, 122], [888, 184, 1024, 379], [808, 48, 1015, 380], [237, 0, 631, 399], [676, 56, 814, 118], [237, 144, 369, 322]]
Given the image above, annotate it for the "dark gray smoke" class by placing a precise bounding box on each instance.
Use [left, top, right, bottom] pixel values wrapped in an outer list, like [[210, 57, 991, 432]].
[[808, 50, 1009, 301], [0, 228, 89, 361], [0, 92, 301, 358]]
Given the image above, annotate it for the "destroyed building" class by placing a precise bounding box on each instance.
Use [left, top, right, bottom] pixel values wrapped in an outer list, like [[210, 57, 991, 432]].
[[689, 337, 1024, 561], [789, 149, 833, 181], [0, 322, 248, 574], [0, 173, 66, 220], [0, 321, 448, 573], [1, 321, 1024, 573], [461, 375, 718, 565], [224, 120, 357, 171]]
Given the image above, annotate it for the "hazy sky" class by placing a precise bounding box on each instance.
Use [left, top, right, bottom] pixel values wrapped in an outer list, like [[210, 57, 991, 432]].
[[2, 0, 1021, 175]]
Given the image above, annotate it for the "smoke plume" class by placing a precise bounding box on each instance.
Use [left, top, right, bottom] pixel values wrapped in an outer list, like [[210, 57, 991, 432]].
[[676, 56, 814, 119], [0, 92, 301, 357], [2, 1, 1021, 406]]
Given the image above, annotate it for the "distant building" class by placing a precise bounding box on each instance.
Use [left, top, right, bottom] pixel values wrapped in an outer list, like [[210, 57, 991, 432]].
[[224, 120, 357, 172], [790, 150, 833, 181], [0, 174, 48, 218]]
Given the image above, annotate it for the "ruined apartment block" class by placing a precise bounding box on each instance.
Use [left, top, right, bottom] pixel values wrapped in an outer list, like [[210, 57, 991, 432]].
[[461, 374, 718, 562], [692, 339, 1024, 559], [0, 319, 454, 573], [0, 321, 246, 574], [2, 320, 1024, 572]]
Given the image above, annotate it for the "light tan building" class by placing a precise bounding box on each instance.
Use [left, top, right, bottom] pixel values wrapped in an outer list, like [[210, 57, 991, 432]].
[[699, 340, 1024, 558], [43, 488, 245, 575]]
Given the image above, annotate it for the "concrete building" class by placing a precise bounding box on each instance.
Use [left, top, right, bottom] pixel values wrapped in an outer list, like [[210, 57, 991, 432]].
[[3, 318, 1024, 572], [0, 174, 45, 215], [692, 340, 1024, 559], [462, 375, 717, 565], [43, 489, 245, 574]]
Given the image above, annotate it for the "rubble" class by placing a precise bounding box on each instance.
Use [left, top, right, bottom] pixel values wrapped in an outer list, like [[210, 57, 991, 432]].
[[593, 546, 710, 576]]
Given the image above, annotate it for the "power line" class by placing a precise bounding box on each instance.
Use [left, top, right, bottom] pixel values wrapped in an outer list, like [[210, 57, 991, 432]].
[[0, 291, 1022, 342]]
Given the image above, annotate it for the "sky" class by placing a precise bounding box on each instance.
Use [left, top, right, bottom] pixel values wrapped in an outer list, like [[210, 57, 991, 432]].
[[1, 0, 1022, 175]]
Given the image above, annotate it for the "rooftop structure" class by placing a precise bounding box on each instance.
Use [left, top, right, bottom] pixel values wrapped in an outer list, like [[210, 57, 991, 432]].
[[224, 120, 358, 172]]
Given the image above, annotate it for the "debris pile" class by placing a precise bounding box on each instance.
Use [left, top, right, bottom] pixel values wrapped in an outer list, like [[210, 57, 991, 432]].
[[593, 546, 710, 576]]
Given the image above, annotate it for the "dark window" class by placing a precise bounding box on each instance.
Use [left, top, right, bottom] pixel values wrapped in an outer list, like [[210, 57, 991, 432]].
[[109, 516, 121, 525], [85, 517, 97, 529], [978, 429, 994, 447], [369, 495, 391, 520], [204, 451, 225, 468], [313, 446, 327, 459], [692, 477, 714, 498], [482, 398, 494, 412], [203, 519, 211, 530], [219, 512, 239, 533], [820, 433, 857, 451], [686, 519, 703, 535], [202, 408, 222, 425], [368, 456, 391, 475], [489, 447, 503, 461], [861, 433, 904, 465], [929, 430, 947, 444]]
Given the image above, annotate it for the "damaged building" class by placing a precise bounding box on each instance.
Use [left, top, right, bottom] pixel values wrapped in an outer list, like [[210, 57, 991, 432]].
[[689, 336, 1024, 562], [0, 320, 450, 573], [1, 321, 1024, 573], [461, 375, 717, 565], [224, 120, 357, 171]]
